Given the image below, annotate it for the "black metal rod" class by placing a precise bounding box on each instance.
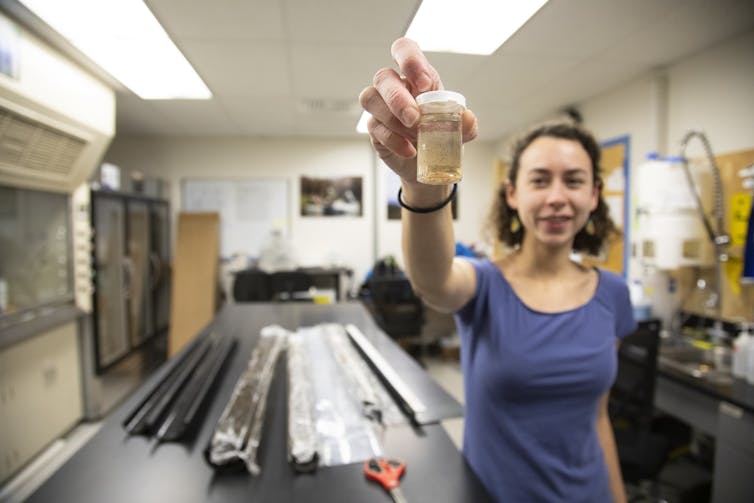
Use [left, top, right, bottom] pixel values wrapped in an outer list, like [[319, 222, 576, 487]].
[[129, 335, 213, 434], [157, 337, 236, 442], [344, 324, 427, 425], [184, 337, 236, 426], [123, 333, 207, 433]]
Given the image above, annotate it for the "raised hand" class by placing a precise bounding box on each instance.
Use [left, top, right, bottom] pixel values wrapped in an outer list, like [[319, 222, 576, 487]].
[[359, 38, 478, 183]]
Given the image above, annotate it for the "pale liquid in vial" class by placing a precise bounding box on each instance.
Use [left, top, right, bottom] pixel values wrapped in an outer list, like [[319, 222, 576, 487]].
[[417, 129, 462, 185]]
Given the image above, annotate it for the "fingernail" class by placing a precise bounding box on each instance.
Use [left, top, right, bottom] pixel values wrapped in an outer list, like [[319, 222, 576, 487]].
[[402, 107, 419, 128]]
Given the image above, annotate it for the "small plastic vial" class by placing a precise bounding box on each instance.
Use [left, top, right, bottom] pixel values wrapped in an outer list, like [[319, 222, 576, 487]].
[[415, 90, 466, 185]]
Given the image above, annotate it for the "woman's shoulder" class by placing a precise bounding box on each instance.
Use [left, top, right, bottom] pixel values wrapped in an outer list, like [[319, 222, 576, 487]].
[[462, 256, 498, 274], [594, 268, 627, 290], [490, 253, 518, 277], [592, 268, 637, 336], [592, 267, 631, 304], [456, 255, 512, 297]]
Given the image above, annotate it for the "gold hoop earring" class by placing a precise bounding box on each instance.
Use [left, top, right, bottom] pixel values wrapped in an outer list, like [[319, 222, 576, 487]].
[[510, 214, 521, 233], [585, 218, 595, 235]]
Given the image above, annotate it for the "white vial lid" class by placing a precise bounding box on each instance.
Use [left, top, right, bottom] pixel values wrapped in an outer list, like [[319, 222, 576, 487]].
[[416, 90, 466, 108]]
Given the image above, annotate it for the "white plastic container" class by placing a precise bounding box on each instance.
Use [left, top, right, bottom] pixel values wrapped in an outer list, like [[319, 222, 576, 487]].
[[415, 90, 466, 185], [636, 211, 713, 269], [634, 154, 713, 269], [0, 277, 7, 313], [747, 331, 754, 385], [732, 324, 751, 379], [629, 280, 652, 320]]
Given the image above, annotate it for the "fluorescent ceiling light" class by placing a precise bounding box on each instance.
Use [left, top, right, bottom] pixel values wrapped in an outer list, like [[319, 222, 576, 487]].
[[19, 0, 211, 99], [356, 111, 371, 134], [406, 0, 550, 55]]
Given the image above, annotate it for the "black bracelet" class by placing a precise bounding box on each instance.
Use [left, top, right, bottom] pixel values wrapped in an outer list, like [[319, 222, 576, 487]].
[[398, 183, 457, 213]]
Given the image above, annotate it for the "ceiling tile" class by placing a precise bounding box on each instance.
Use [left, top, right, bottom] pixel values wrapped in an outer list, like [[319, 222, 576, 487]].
[[501, 0, 677, 57], [147, 0, 285, 40], [105, 0, 754, 140], [116, 92, 182, 135], [293, 115, 361, 137], [220, 95, 297, 136], [147, 99, 241, 136], [423, 53, 487, 93], [283, 0, 417, 43], [603, 0, 754, 66], [461, 53, 581, 108], [182, 40, 291, 96], [289, 43, 388, 99]]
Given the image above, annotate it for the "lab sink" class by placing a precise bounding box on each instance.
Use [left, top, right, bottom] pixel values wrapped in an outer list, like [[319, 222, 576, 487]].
[[659, 343, 733, 386]]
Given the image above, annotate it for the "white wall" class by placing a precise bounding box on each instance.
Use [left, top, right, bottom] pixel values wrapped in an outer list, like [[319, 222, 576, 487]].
[[105, 135, 498, 288], [105, 136, 376, 285], [666, 29, 754, 157], [492, 28, 754, 280], [375, 140, 498, 268], [581, 28, 754, 281], [578, 27, 754, 164]]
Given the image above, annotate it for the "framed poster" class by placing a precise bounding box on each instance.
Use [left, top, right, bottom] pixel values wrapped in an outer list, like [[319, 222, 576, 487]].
[[300, 176, 363, 217]]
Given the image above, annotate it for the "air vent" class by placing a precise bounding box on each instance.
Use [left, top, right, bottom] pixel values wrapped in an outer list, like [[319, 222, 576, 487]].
[[297, 98, 361, 114], [0, 106, 86, 177]]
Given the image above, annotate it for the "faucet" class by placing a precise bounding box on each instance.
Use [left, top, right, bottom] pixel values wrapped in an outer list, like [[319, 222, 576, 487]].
[[679, 130, 730, 342]]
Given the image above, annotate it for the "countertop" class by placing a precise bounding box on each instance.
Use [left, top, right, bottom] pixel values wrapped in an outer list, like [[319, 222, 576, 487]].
[[26, 302, 491, 503], [658, 345, 754, 414], [0, 301, 83, 351]]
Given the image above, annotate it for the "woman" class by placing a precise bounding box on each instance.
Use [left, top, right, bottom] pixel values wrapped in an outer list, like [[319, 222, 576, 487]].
[[359, 38, 634, 502]]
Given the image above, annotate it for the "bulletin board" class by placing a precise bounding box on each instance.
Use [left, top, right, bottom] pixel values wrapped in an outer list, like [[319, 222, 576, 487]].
[[582, 136, 629, 275], [492, 159, 510, 259], [678, 147, 754, 322], [181, 178, 289, 258], [169, 212, 219, 356]]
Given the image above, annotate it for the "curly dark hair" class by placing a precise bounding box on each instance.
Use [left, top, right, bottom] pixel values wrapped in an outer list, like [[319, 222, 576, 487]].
[[489, 120, 617, 256]]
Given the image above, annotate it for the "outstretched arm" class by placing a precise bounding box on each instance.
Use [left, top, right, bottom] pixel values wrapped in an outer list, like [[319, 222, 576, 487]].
[[359, 38, 478, 312]]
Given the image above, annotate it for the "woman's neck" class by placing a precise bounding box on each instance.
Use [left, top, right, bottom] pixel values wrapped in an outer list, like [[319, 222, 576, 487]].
[[513, 240, 577, 278]]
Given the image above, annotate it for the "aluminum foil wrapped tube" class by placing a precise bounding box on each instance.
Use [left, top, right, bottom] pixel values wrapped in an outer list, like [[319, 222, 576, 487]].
[[207, 325, 288, 475], [325, 324, 380, 422], [287, 333, 318, 472], [298, 324, 406, 467]]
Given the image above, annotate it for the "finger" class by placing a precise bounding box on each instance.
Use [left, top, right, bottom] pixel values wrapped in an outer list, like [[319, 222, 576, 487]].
[[368, 116, 416, 159], [359, 86, 417, 142], [391, 38, 443, 94], [461, 109, 478, 143], [372, 67, 421, 128]]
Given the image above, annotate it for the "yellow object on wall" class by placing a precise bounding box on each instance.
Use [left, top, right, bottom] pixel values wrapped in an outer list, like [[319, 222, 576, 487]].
[[730, 193, 752, 247], [679, 147, 754, 322]]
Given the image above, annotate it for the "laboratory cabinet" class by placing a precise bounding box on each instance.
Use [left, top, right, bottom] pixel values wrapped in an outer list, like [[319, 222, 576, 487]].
[[656, 372, 754, 503], [713, 403, 754, 503], [90, 190, 170, 372], [0, 321, 82, 484]]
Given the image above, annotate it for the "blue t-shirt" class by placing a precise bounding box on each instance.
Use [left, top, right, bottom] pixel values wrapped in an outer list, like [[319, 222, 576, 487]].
[[455, 258, 636, 503]]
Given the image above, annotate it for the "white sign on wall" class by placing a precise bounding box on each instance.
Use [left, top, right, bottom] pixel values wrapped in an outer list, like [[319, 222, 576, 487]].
[[182, 178, 289, 258]]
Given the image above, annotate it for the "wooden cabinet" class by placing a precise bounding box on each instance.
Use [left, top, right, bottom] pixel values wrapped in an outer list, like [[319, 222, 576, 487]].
[[0, 321, 81, 484]]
